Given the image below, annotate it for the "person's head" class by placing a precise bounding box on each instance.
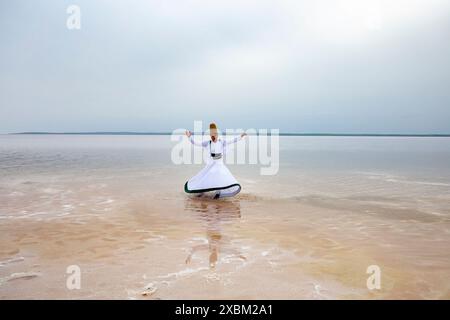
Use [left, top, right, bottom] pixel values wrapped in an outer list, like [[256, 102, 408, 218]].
[[208, 232, 221, 268], [209, 248, 218, 268], [209, 122, 218, 142]]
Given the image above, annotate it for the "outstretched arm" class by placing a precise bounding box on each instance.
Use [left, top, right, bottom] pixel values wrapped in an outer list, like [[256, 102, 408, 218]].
[[224, 132, 247, 145], [185, 244, 209, 264], [186, 130, 209, 147]]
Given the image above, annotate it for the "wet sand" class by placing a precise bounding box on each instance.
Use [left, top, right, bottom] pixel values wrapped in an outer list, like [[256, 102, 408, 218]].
[[0, 135, 449, 299]]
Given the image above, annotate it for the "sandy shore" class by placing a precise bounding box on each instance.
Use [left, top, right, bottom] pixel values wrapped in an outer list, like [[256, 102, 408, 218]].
[[1, 182, 449, 299], [0, 135, 449, 299]]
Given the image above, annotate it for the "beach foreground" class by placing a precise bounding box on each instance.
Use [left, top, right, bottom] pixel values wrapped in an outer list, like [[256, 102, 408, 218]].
[[0, 135, 449, 299]]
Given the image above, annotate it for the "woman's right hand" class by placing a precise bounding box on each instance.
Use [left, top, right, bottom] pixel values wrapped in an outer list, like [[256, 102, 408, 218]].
[[185, 130, 192, 138]]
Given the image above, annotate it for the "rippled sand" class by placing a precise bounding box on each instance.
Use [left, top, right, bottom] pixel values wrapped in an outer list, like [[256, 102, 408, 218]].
[[0, 135, 449, 299]]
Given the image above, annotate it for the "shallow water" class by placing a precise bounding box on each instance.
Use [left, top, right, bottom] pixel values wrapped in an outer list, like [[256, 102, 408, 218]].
[[0, 135, 449, 299]]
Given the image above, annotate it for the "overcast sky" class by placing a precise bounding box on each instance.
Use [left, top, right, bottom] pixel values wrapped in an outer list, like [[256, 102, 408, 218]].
[[1, 0, 449, 133]]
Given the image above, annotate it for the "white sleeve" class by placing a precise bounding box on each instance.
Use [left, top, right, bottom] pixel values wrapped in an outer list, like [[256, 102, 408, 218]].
[[189, 136, 209, 147], [224, 136, 242, 146]]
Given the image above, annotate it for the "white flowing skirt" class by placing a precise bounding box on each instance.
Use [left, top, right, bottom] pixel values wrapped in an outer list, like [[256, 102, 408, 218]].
[[184, 160, 241, 198]]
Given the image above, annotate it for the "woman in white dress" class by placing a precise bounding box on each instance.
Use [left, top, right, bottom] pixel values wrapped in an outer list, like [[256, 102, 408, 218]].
[[184, 123, 247, 199]]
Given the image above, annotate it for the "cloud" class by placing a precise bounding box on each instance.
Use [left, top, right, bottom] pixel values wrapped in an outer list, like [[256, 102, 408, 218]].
[[0, 0, 449, 133]]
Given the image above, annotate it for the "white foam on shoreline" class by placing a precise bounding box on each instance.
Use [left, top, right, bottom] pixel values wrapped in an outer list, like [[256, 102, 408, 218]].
[[157, 266, 209, 280], [0, 256, 25, 267], [357, 171, 450, 187], [0, 272, 40, 286]]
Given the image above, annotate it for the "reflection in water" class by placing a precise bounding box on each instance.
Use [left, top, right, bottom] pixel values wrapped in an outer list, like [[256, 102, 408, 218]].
[[184, 197, 245, 268]]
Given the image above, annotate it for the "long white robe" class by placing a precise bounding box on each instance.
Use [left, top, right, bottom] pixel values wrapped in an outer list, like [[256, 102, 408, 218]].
[[184, 135, 242, 198]]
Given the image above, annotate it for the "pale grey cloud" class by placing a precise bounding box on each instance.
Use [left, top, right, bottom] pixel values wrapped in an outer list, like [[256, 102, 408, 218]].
[[1, 0, 449, 133]]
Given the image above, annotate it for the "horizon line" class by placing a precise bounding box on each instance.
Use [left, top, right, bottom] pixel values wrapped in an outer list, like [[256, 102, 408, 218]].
[[5, 131, 450, 137]]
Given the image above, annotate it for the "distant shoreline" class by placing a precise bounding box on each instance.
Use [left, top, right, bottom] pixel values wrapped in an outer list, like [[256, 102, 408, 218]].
[[6, 132, 450, 137]]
